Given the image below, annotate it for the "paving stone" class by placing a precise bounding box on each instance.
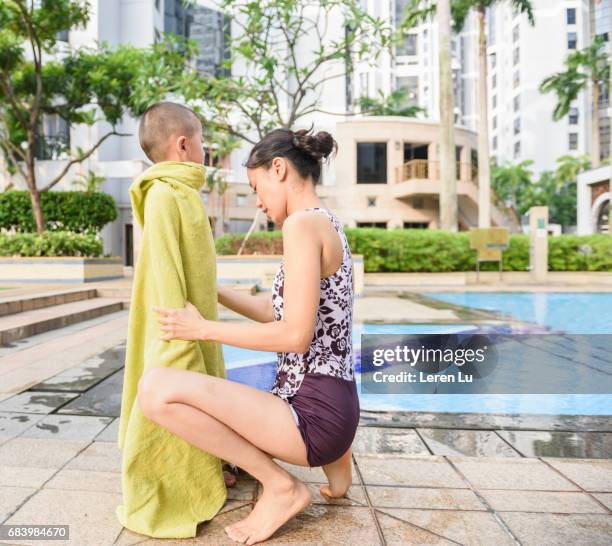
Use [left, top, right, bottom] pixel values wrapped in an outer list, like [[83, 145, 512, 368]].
[[592, 493, 612, 511], [56, 370, 123, 417], [258, 505, 380, 545], [543, 458, 612, 492], [480, 490, 607, 514], [0, 466, 56, 488], [498, 430, 612, 459], [3, 487, 123, 546], [0, 412, 43, 439], [255, 482, 367, 507], [276, 459, 359, 485], [19, 415, 113, 441], [0, 392, 79, 414], [418, 428, 520, 457], [377, 508, 515, 546], [64, 441, 121, 473], [94, 417, 119, 442], [366, 486, 485, 510], [0, 438, 89, 469], [499, 512, 612, 546], [0, 486, 37, 522], [355, 455, 466, 488], [449, 456, 579, 491], [45, 468, 121, 493], [352, 426, 429, 455]]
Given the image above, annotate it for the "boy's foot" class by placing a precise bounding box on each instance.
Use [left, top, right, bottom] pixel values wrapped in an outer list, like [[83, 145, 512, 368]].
[[320, 447, 352, 499], [224, 469, 237, 488], [224, 474, 311, 545]]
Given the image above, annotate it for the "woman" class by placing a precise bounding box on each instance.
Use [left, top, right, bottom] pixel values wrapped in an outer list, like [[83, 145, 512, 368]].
[[138, 127, 359, 545]]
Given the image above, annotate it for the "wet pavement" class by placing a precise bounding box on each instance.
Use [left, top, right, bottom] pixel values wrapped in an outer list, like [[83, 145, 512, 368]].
[[0, 288, 610, 544]]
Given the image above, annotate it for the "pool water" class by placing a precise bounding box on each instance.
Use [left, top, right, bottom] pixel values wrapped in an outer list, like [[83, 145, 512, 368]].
[[225, 293, 612, 416]]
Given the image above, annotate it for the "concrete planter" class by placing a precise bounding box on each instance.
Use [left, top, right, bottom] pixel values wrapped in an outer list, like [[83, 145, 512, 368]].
[[217, 254, 365, 296], [0, 256, 124, 284]]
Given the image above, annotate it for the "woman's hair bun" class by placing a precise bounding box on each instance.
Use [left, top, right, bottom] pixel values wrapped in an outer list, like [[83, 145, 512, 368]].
[[292, 127, 337, 161]]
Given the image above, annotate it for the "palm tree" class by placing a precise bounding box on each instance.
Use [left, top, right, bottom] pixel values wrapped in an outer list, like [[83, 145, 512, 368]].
[[490, 158, 534, 224], [452, 0, 534, 228], [438, 0, 458, 231], [356, 88, 425, 117], [540, 36, 610, 168]]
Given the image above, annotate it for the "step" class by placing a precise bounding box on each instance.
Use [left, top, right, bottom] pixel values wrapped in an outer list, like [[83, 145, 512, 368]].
[[97, 283, 257, 298], [0, 298, 126, 346], [0, 288, 98, 318]]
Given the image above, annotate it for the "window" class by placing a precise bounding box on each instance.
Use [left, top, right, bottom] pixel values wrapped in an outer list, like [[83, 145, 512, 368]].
[[155, 0, 161, 11], [492, 94, 497, 109], [567, 32, 577, 49], [490, 53, 496, 69], [513, 25, 519, 42], [357, 222, 388, 229], [56, 29, 69, 42], [412, 198, 424, 209], [514, 95, 520, 112], [566, 8, 576, 25], [357, 142, 387, 183], [569, 107, 579, 124], [396, 76, 419, 106], [228, 219, 254, 233], [513, 71, 520, 88], [397, 33, 418, 56], [514, 140, 521, 158], [493, 116, 497, 130], [403, 222, 428, 229], [514, 117, 520, 135], [492, 74, 497, 88], [493, 135, 497, 150], [236, 194, 247, 206], [367, 196, 377, 207], [35, 114, 70, 160], [513, 47, 519, 65], [569, 133, 578, 150]]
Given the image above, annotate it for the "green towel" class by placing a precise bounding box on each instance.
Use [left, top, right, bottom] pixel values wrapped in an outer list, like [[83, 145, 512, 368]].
[[116, 161, 227, 538]]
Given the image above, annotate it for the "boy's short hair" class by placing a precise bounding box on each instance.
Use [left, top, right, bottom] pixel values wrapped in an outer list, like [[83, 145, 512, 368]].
[[139, 101, 201, 162]]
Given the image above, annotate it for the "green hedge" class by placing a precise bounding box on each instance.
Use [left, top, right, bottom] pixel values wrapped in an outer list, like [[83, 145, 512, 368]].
[[0, 191, 117, 233], [0, 231, 103, 257], [215, 229, 612, 272]]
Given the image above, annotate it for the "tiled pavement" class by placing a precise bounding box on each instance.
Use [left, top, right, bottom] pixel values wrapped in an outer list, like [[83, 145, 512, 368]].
[[0, 301, 610, 544]]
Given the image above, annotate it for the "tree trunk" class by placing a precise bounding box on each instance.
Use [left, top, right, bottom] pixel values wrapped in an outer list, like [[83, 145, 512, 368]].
[[25, 139, 45, 234], [477, 6, 491, 228], [592, 80, 600, 169], [437, 0, 458, 231]]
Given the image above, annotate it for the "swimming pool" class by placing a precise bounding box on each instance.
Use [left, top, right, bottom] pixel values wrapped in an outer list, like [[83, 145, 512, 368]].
[[225, 293, 612, 416]]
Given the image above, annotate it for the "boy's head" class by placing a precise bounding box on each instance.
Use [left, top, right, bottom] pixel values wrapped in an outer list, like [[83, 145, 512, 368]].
[[139, 102, 203, 164]]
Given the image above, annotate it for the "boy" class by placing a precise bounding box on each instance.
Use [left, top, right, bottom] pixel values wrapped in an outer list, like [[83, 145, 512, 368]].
[[116, 102, 229, 538]]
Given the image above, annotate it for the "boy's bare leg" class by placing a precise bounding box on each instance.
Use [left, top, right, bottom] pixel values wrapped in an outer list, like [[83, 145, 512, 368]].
[[319, 447, 353, 499]]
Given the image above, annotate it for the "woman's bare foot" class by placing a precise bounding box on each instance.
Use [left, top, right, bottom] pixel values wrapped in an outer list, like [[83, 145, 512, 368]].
[[224, 474, 311, 545], [320, 447, 352, 499]]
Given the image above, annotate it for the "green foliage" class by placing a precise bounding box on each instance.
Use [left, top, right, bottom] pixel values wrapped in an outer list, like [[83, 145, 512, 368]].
[[216, 228, 611, 272], [0, 231, 103, 257], [0, 191, 117, 233], [70, 170, 105, 192], [540, 36, 610, 121], [356, 89, 425, 117], [200, 0, 394, 142]]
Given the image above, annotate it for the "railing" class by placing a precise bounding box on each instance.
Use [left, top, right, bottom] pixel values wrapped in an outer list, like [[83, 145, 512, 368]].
[[397, 159, 478, 183]]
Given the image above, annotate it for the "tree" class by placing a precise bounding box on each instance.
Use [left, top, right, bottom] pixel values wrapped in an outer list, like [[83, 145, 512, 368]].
[[540, 36, 610, 168], [356, 88, 425, 117], [490, 158, 534, 223], [198, 0, 394, 144], [0, 0, 197, 233], [437, 0, 458, 231], [451, 0, 534, 228], [399, 0, 534, 230]]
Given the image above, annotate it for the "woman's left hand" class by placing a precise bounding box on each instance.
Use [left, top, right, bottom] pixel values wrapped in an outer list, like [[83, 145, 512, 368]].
[[153, 301, 209, 341]]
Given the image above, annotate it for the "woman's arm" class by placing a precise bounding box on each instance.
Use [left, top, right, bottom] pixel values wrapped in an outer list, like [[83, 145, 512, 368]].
[[155, 212, 321, 354], [217, 285, 274, 323]]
